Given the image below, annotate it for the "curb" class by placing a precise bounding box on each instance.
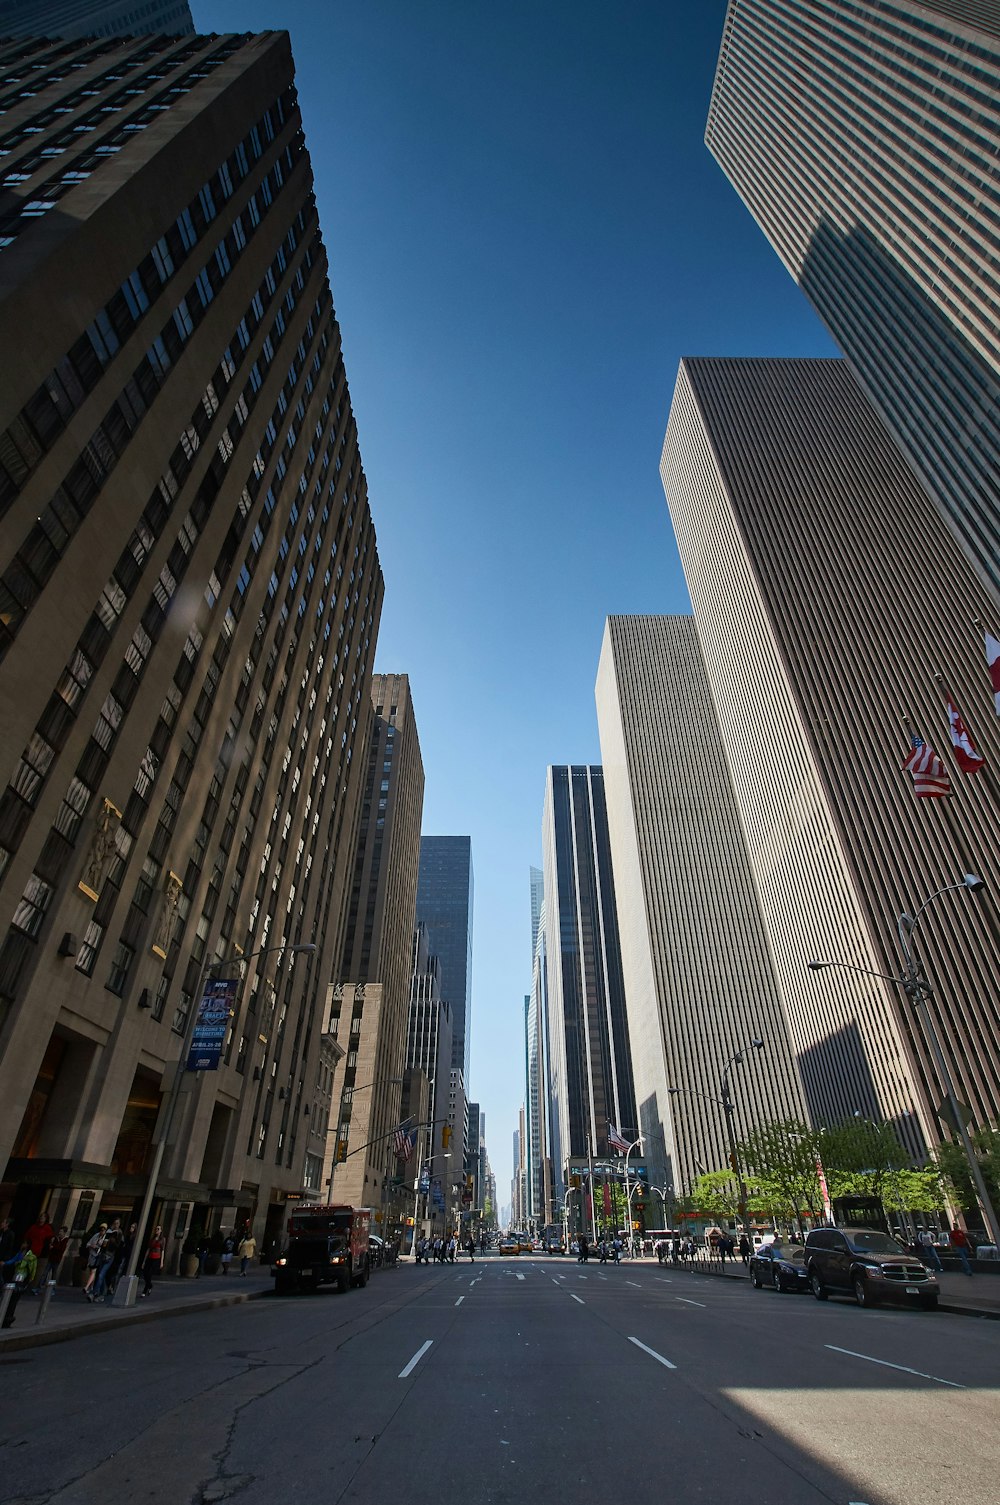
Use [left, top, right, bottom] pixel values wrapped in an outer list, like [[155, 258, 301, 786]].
[[679, 1261, 1000, 1320], [0, 1286, 271, 1355]]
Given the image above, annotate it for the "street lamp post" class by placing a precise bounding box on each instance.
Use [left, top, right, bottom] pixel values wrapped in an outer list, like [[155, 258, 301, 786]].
[[114, 940, 316, 1306], [668, 1038, 764, 1246], [808, 872, 999, 1247], [621, 1137, 643, 1248]]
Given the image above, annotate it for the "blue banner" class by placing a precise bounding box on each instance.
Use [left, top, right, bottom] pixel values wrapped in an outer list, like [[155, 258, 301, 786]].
[[185, 976, 239, 1070]]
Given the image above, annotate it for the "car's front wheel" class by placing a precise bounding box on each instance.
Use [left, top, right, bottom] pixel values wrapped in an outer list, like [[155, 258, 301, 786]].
[[810, 1270, 828, 1300], [751, 1265, 763, 1288], [853, 1273, 877, 1307]]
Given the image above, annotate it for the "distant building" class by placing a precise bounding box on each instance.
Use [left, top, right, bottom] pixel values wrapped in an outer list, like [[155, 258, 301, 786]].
[[595, 614, 806, 1195], [541, 766, 636, 1204], [660, 355, 1000, 1149], [0, 1, 195, 37], [707, 0, 1000, 605], [406, 923, 453, 1237], [416, 836, 473, 1082], [328, 675, 424, 1234]]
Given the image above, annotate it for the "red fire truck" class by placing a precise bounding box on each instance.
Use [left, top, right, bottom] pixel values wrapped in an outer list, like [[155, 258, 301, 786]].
[[272, 1204, 372, 1294]]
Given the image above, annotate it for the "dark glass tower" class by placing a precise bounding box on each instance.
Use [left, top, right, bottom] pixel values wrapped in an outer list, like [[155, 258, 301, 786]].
[[0, 1, 195, 37], [415, 836, 473, 1083]]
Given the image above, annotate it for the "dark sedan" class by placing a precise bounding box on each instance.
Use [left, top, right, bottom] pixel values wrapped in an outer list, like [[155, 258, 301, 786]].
[[749, 1242, 809, 1293]]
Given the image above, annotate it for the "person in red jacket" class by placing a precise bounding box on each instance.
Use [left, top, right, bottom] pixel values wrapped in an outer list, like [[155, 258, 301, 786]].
[[949, 1224, 974, 1276], [24, 1214, 54, 1260]]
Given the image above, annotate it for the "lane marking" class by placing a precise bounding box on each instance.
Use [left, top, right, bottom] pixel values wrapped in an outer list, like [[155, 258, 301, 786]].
[[626, 1280, 642, 1288], [578, 1275, 588, 1280], [516, 1273, 525, 1281], [399, 1340, 433, 1379], [455, 1295, 465, 1307], [550, 1277, 561, 1286], [571, 1294, 585, 1304], [825, 1345, 965, 1389], [676, 1297, 705, 1307], [628, 1336, 676, 1370], [656, 1277, 673, 1283], [598, 1275, 608, 1281]]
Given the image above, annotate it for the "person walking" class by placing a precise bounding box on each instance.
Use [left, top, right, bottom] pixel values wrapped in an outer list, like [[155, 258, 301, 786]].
[[447, 1234, 457, 1264], [739, 1233, 751, 1265], [105, 1223, 136, 1303], [917, 1226, 943, 1271], [1, 1241, 38, 1328], [141, 1225, 165, 1297], [949, 1224, 974, 1276], [238, 1232, 257, 1276], [41, 1226, 69, 1288], [220, 1233, 236, 1274], [24, 1212, 54, 1268], [93, 1219, 122, 1300], [464, 1236, 475, 1261], [82, 1224, 107, 1301]]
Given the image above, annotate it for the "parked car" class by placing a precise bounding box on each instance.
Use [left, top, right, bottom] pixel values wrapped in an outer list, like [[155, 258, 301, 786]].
[[805, 1226, 939, 1309], [750, 1242, 810, 1293]]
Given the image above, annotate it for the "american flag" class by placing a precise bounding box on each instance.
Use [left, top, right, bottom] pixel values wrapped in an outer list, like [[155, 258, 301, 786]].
[[607, 1122, 630, 1154], [901, 735, 951, 799], [393, 1124, 416, 1161]]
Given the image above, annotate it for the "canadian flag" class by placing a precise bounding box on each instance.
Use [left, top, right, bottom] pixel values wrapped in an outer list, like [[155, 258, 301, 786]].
[[985, 632, 1000, 715], [947, 697, 984, 773]]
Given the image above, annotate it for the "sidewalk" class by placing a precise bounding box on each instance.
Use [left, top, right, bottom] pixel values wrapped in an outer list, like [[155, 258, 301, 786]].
[[638, 1254, 1000, 1318], [0, 1268, 274, 1354]]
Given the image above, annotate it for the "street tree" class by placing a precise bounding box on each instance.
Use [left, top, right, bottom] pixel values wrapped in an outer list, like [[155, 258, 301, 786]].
[[737, 1118, 824, 1233]]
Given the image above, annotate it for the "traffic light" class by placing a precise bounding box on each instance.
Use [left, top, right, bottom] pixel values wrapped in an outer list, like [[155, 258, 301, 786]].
[[336, 1140, 348, 1163], [442, 1123, 452, 1150], [571, 1173, 581, 1190]]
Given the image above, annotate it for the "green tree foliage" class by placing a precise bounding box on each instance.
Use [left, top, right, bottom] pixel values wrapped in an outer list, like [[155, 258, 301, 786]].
[[690, 1170, 742, 1223], [738, 1119, 824, 1231], [934, 1127, 1000, 1215]]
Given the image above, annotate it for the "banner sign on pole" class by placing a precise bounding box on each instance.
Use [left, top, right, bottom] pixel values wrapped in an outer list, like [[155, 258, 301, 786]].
[[186, 977, 239, 1071], [418, 1163, 430, 1195]]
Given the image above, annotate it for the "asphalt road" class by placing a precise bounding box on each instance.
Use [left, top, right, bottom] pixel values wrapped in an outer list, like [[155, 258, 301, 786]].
[[1, 1255, 997, 1505]]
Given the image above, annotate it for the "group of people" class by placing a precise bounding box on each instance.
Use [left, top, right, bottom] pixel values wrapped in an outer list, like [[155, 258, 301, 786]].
[[911, 1223, 975, 1276], [413, 1234, 476, 1263], [575, 1235, 627, 1263]]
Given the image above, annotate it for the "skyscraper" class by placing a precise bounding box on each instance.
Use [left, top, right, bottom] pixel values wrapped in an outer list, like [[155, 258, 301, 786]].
[[541, 766, 636, 1200], [0, 30, 382, 1252], [525, 867, 553, 1226], [595, 615, 806, 1196], [706, 0, 1000, 603], [327, 674, 424, 1227], [0, 1, 194, 37], [415, 835, 474, 1082], [660, 356, 1000, 1153]]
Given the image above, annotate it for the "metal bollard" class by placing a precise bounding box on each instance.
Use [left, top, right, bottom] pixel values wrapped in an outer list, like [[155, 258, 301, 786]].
[[34, 1278, 57, 1325], [0, 1281, 17, 1328]]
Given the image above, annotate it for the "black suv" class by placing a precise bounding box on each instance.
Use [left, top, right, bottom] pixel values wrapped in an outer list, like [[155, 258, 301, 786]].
[[805, 1226, 939, 1309]]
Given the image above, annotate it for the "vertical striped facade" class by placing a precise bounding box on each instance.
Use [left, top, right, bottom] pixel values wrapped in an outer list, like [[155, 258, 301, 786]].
[[661, 356, 1000, 1154], [706, 0, 1000, 605], [541, 766, 636, 1189], [595, 615, 806, 1196]]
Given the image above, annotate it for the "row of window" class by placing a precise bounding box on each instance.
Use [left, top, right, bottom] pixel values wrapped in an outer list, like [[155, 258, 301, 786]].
[[0, 83, 294, 529]]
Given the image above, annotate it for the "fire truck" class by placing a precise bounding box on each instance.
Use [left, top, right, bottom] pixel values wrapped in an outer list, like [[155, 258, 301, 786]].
[[271, 1204, 371, 1294]]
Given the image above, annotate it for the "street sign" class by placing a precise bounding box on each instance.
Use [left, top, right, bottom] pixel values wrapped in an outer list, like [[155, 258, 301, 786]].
[[185, 977, 238, 1070]]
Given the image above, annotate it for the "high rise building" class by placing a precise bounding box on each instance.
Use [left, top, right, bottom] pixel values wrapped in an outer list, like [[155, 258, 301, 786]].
[[326, 674, 424, 1230], [660, 356, 1000, 1154], [0, 30, 382, 1255], [541, 766, 636, 1203], [415, 835, 474, 1082], [706, 0, 1000, 604], [0, 1, 194, 37], [525, 866, 553, 1227], [595, 615, 807, 1196], [406, 922, 453, 1234]]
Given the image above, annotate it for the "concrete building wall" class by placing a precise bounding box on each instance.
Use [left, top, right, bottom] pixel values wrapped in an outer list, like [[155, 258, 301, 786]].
[[0, 30, 382, 1258], [660, 356, 1000, 1151], [707, 0, 1000, 605], [595, 614, 807, 1195]]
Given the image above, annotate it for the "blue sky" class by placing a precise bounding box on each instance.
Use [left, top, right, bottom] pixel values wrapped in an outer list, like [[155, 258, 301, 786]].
[[196, 1, 837, 1206]]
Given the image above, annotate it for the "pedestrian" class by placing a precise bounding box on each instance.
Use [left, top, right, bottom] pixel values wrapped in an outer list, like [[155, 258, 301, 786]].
[[949, 1224, 974, 1276], [238, 1232, 257, 1276], [220, 1233, 235, 1274], [447, 1234, 456, 1264], [1, 1241, 38, 1328], [612, 1237, 622, 1264], [82, 1223, 107, 1301], [106, 1222, 136, 1302], [576, 1235, 587, 1264], [93, 1219, 122, 1299], [917, 1226, 943, 1271], [24, 1211, 54, 1266], [197, 1235, 209, 1277], [671, 1236, 681, 1265], [141, 1225, 165, 1297], [42, 1225, 70, 1288], [739, 1233, 751, 1265], [465, 1236, 475, 1262]]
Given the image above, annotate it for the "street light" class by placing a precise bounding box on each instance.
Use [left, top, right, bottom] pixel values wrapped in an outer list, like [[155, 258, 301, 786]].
[[668, 1039, 763, 1244], [114, 940, 316, 1306], [328, 1072, 406, 1197], [621, 1137, 643, 1247], [808, 872, 999, 1247]]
